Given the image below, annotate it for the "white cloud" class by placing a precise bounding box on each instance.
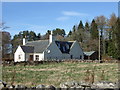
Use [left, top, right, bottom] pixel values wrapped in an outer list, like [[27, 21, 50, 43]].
[[56, 11, 89, 21], [62, 11, 89, 16], [56, 16, 69, 21]]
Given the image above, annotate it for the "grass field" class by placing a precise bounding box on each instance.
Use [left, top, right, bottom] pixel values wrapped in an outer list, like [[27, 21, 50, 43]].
[[2, 62, 119, 87]]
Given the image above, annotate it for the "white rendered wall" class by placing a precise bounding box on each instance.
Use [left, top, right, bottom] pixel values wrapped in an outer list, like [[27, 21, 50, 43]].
[[14, 46, 25, 62], [34, 53, 44, 61]]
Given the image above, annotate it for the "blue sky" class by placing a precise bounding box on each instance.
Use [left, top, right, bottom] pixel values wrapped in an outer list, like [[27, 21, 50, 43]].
[[2, 2, 118, 37]]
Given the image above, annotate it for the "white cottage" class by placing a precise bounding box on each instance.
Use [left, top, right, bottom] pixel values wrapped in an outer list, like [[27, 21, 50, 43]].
[[14, 33, 84, 62]]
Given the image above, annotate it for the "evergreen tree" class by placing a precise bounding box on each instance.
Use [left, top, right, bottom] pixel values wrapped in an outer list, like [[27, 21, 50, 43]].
[[85, 22, 90, 31], [72, 25, 76, 32], [113, 18, 120, 59], [36, 33, 41, 40], [67, 30, 72, 37], [107, 40, 116, 58], [90, 19, 98, 39], [78, 20, 84, 30]]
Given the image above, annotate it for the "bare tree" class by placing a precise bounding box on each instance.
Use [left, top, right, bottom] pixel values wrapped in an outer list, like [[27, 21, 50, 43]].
[[0, 22, 11, 58], [95, 15, 107, 57], [0, 22, 10, 30], [107, 13, 117, 40]]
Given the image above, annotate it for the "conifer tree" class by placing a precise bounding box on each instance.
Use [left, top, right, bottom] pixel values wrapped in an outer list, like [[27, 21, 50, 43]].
[[85, 22, 90, 31], [90, 19, 98, 39], [67, 30, 72, 37], [78, 20, 84, 30], [72, 25, 76, 32], [113, 18, 120, 59]]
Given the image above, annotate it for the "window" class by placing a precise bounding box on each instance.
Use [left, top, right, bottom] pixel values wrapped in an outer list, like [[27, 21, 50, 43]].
[[35, 55, 39, 61], [58, 43, 60, 49], [66, 44, 69, 49], [80, 55, 82, 59], [63, 46, 65, 52], [71, 55, 73, 59], [18, 55, 21, 59]]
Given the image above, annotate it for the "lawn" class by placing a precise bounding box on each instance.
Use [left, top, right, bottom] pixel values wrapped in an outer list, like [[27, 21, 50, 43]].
[[2, 61, 119, 87]]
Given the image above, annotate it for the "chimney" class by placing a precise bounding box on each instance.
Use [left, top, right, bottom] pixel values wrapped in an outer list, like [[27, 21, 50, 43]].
[[49, 31, 55, 43], [23, 38, 26, 45]]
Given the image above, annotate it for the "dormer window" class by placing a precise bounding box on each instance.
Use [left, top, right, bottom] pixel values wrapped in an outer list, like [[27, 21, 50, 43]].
[[58, 43, 60, 49], [63, 46, 65, 52], [66, 44, 69, 50]]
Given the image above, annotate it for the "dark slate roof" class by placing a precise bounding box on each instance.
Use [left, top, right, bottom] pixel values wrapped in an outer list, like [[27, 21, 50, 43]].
[[26, 40, 49, 53], [21, 46, 34, 53], [55, 41, 73, 54]]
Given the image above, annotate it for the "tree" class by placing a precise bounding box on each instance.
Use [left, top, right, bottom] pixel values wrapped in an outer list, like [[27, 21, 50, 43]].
[[12, 30, 39, 53], [106, 17, 120, 59], [0, 22, 11, 58], [0, 22, 10, 30], [72, 25, 76, 32], [95, 15, 107, 56], [29, 31, 37, 41], [53, 28, 66, 37], [0, 31, 11, 58], [108, 13, 117, 27], [112, 18, 120, 59], [36, 33, 41, 40], [107, 13, 117, 40], [67, 30, 72, 37], [11, 34, 22, 54], [95, 15, 107, 37], [78, 20, 84, 30], [41, 30, 51, 40], [107, 40, 116, 58], [90, 19, 98, 39], [85, 22, 90, 31]]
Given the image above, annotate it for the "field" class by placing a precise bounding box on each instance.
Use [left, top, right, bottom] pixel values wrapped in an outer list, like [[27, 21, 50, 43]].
[[2, 61, 119, 87]]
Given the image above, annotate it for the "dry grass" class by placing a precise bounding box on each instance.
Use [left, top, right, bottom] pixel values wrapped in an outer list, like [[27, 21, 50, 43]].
[[2, 62, 119, 87]]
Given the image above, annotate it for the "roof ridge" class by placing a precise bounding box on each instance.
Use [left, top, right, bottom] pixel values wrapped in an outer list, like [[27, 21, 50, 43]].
[[55, 40, 74, 42], [20, 45, 34, 47], [27, 40, 49, 43]]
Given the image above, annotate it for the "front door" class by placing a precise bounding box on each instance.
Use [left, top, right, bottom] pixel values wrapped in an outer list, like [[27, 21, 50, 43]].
[[29, 55, 33, 61]]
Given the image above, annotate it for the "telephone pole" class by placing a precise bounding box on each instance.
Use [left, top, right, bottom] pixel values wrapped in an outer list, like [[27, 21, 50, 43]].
[[98, 29, 101, 62]]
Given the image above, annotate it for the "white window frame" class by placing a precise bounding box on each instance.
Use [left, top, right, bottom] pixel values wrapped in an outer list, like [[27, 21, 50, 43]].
[[35, 55, 39, 61]]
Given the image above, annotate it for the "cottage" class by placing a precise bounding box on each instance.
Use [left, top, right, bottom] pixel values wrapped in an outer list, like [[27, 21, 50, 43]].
[[14, 32, 84, 62]]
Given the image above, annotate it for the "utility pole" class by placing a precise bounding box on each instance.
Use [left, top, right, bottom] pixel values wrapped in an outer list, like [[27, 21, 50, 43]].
[[98, 29, 101, 62], [98, 26, 111, 62]]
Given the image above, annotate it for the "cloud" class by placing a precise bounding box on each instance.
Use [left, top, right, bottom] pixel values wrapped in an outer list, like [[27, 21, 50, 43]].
[[62, 11, 89, 16], [56, 16, 69, 21], [56, 11, 89, 21]]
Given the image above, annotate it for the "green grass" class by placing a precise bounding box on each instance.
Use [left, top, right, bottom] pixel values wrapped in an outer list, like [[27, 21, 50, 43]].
[[2, 62, 119, 87]]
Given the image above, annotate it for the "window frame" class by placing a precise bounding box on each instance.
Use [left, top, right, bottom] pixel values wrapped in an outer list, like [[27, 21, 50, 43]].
[[35, 55, 39, 61]]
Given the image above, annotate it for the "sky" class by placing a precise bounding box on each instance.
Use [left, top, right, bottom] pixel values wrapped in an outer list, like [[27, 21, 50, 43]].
[[2, 2, 118, 38]]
